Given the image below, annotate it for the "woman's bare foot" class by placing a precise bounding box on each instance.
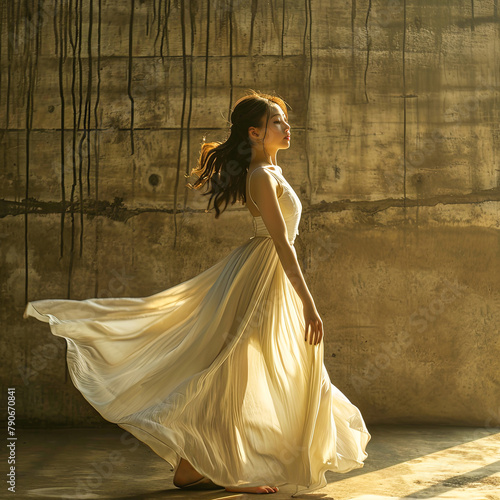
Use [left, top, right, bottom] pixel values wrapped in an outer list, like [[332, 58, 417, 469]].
[[173, 457, 204, 487], [225, 485, 279, 494], [175, 458, 278, 493]]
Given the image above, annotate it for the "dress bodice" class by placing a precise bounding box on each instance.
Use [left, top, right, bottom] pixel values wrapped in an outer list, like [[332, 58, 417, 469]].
[[247, 166, 302, 244]]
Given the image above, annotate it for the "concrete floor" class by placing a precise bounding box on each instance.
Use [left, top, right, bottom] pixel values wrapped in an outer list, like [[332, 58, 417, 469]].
[[13, 425, 500, 500]]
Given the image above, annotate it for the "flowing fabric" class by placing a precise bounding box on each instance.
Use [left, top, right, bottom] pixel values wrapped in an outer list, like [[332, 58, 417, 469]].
[[23, 166, 370, 496]]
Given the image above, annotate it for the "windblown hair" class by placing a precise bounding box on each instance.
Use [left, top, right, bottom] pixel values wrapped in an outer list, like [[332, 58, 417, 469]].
[[186, 89, 289, 219]]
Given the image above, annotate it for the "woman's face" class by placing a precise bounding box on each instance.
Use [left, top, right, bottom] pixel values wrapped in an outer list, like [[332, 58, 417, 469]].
[[248, 104, 290, 153], [263, 104, 291, 150]]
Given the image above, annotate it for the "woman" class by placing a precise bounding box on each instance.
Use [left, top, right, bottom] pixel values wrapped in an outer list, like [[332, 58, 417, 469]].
[[23, 90, 371, 496]]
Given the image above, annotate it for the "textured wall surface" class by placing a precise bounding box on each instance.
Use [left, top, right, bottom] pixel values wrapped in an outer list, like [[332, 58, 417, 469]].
[[0, 0, 499, 427]]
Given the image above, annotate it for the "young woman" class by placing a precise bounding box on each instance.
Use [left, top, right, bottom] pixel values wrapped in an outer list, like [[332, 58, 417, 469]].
[[23, 90, 371, 496]]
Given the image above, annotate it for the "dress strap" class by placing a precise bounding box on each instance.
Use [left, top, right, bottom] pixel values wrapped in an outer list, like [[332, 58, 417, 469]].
[[247, 167, 282, 209]]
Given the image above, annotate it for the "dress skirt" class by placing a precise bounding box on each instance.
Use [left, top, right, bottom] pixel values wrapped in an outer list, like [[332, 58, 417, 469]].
[[23, 234, 371, 496]]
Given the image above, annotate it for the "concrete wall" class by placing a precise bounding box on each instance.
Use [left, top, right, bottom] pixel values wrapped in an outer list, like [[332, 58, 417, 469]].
[[1, 1, 499, 427]]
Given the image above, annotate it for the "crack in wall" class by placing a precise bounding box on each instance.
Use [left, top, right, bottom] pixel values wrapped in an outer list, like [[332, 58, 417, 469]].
[[310, 186, 500, 215], [3, 187, 499, 221]]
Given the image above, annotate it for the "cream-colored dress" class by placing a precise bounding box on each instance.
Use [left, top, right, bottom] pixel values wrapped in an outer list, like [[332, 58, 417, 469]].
[[23, 165, 370, 496]]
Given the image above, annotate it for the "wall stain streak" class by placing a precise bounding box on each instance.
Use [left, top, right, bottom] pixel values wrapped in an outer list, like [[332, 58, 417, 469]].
[[37, 0, 45, 56], [281, 0, 285, 57], [153, 0, 161, 54], [204, 0, 210, 86], [364, 1, 371, 103], [172, 0, 188, 248], [0, 2, 3, 114], [60, 0, 70, 384], [23, 5, 33, 306], [154, 0, 172, 60], [80, 0, 93, 303], [249, 0, 257, 54], [402, 0, 407, 229], [302, 0, 313, 205], [268, 0, 280, 38], [23, 0, 43, 304], [350, 0, 356, 84], [63, 0, 68, 56], [471, 0, 475, 31], [146, 0, 153, 35], [20, 2, 29, 94], [1, 2, 13, 145], [93, 0, 103, 299], [228, 2, 234, 126], [26, 0, 48, 379], [128, 0, 135, 154], [53, 0, 58, 54], [78, 0, 85, 258], [28, 0, 69, 383], [166, 0, 172, 58], [56, 0, 66, 260], [415, 174, 421, 236], [67, 0, 80, 299], [84, 1, 93, 196], [302, 0, 307, 56], [183, 0, 197, 214]]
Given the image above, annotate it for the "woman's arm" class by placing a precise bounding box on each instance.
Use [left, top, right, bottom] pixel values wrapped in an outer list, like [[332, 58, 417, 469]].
[[249, 169, 324, 345]]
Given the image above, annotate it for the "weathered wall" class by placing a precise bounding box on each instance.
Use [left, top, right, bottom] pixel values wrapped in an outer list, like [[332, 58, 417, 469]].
[[0, 0, 499, 427]]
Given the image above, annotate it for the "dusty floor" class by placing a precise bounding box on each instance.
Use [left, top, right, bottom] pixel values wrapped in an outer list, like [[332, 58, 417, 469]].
[[13, 424, 500, 499]]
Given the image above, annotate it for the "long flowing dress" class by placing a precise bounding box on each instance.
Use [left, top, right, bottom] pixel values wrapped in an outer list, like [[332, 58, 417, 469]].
[[23, 165, 371, 497]]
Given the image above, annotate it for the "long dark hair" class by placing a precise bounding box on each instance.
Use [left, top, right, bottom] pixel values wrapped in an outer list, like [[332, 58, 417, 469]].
[[186, 90, 289, 219]]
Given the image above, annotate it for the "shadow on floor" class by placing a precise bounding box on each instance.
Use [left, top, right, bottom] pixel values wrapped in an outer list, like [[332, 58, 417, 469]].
[[16, 425, 500, 500]]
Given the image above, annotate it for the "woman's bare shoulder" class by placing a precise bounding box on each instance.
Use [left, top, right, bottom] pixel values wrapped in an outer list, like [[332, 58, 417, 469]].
[[247, 165, 280, 178], [247, 167, 279, 184], [247, 166, 283, 198]]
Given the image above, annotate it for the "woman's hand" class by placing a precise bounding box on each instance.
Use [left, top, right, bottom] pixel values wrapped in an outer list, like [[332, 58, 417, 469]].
[[303, 301, 324, 346]]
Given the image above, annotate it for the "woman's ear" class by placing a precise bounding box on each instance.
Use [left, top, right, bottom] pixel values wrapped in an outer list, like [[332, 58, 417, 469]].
[[248, 125, 265, 143]]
